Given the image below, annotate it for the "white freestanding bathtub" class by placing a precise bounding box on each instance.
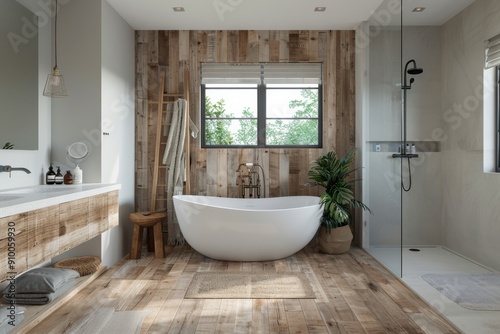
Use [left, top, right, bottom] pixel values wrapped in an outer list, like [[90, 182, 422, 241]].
[[173, 195, 322, 261]]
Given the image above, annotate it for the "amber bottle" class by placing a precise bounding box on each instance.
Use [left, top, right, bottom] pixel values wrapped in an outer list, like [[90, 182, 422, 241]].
[[63, 170, 73, 185]]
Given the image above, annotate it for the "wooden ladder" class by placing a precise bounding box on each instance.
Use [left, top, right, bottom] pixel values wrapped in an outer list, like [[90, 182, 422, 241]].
[[150, 69, 191, 212]]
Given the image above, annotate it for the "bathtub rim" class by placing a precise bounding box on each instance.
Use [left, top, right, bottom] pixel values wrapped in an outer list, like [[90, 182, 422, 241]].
[[173, 194, 321, 212]]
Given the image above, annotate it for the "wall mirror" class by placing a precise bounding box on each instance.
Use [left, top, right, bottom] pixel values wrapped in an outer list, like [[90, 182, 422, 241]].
[[0, 0, 39, 150]]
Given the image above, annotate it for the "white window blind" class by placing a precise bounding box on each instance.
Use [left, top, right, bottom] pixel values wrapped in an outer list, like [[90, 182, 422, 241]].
[[264, 63, 322, 84], [201, 63, 261, 84], [485, 34, 500, 69], [201, 63, 322, 84]]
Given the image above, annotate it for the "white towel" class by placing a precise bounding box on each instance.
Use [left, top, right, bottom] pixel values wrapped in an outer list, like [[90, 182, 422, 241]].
[[162, 99, 188, 244]]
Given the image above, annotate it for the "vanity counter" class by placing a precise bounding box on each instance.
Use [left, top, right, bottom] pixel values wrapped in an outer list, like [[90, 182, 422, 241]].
[[0, 183, 120, 218], [0, 184, 120, 281]]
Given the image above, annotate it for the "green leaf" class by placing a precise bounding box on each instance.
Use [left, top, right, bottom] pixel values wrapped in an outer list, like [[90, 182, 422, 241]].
[[306, 148, 371, 230]]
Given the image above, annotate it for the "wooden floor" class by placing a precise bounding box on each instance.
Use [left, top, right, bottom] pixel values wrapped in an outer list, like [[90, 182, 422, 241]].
[[29, 245, 461, 333]]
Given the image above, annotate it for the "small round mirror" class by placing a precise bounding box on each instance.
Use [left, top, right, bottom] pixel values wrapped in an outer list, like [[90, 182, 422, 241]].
[[67, 141, 89, 165]]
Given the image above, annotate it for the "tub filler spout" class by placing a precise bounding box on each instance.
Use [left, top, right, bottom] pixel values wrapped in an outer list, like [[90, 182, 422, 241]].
[[236, 162, 264, 198]]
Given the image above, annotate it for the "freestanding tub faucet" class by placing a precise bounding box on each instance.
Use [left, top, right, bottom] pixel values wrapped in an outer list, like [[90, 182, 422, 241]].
[[236, 162, 264, 198], [0, 165, 31, 177]]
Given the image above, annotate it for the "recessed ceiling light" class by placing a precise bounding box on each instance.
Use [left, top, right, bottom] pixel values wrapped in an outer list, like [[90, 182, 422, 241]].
[[412, 7, 425, 12], [173, 7, 185, 12], [314, 7, 326, 12]]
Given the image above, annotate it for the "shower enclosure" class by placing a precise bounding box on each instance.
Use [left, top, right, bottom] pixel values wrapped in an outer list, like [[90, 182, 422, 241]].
[[359, 1, 499, 332], [360, 0, 442, 277]]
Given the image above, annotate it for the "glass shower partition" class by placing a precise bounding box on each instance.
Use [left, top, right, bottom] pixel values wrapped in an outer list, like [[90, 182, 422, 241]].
[[361, 0, 403, 276], [400, 4, 443, 274]]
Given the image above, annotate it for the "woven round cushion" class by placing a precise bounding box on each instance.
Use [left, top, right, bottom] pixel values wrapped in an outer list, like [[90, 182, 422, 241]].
[[53, 256, 101, 276]]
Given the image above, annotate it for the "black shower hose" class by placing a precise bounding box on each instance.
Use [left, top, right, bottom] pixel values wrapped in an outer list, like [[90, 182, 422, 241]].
[[402, 156, 412, 192]]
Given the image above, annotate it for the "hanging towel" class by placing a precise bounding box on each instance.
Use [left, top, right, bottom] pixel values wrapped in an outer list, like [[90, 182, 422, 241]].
[[189, 118, 199, 139], [162, 99, 188, 244]]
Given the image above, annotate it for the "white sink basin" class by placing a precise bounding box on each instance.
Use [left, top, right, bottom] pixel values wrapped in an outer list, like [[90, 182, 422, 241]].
[[0, 185, 78, 194], [0, 195, 22, 202]]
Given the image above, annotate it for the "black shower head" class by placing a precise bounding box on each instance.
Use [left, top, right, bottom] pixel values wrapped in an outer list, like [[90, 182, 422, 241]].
[[405, 59, 423, 75], [407, 67, 423, 75], [403, 59, 423, 90]]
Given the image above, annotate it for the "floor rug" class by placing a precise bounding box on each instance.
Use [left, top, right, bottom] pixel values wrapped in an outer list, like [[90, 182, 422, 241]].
[[422, 273, 500, 311], [185, 272, 316, 299]]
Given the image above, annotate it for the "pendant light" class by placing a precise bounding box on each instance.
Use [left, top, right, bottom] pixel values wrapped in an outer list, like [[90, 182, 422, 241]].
[[43, 0, 68, 97]]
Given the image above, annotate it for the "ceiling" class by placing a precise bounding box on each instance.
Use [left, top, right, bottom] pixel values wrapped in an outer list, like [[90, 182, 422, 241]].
[[105, 0, 476, 31]]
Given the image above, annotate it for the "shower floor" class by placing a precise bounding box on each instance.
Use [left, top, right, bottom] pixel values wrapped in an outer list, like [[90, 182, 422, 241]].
[[368, 246, 499, 334]]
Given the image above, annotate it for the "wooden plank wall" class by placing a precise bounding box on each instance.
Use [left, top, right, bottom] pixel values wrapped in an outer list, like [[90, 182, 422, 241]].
[[134, 30, 356, 235]]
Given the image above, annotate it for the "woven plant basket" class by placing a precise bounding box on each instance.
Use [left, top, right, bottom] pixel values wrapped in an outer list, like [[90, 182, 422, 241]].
[[53, 256, 101, 276]]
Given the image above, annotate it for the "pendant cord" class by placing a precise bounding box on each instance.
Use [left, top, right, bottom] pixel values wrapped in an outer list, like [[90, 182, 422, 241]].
[[54, 0, 58, 67]]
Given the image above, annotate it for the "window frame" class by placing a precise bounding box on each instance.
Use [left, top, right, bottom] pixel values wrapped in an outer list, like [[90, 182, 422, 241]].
[[264, 84, 323, 148], [201, 64, 323, 149], [201, 84, 260, 148]]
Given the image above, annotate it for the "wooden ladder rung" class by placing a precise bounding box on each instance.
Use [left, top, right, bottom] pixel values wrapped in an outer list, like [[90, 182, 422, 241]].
[[150, 100, 178, 105], [151, 69, 190, 214]]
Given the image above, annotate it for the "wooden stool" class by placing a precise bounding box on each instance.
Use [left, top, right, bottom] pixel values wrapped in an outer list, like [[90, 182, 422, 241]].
[[129, 212, 166, 259]]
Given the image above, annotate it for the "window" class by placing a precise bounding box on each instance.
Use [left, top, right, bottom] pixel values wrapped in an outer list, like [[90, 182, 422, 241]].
[[486, 34, 500, 172], [201, 63, 322, 148]]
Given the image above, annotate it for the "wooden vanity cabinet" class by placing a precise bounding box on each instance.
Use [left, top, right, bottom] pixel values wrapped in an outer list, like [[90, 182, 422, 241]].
[[0, 213, 29, 279], [0, 190, 119, 280], [28, 206, 60, 268], [59, 198, 90, 253]]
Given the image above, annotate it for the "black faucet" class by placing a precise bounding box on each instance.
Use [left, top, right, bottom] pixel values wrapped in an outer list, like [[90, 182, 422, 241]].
[[0, 165, 31, 175]]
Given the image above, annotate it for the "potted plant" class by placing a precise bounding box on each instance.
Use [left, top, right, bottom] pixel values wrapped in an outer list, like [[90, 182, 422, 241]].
[[307, 148, 371, 254]]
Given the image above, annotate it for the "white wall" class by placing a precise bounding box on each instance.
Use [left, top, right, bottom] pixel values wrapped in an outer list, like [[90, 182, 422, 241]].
[[51, 0, 102, 177], [100, 0, 135, 266], [49, 0, 103, 264], [0, 0, 52, 190], [51, 0, 135, 267], [441, 0, 500, 271]]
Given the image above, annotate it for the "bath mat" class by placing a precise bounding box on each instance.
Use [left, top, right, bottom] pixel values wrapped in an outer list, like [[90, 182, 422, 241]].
[[422, 273, 500, 311], [74, 308, 149, 334], [185, 272, 315, 299]]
